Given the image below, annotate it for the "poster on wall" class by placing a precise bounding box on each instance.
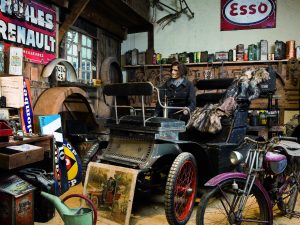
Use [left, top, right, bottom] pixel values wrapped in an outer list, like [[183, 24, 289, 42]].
[[9, 47, 23, 75], [0, 0, 56, 64], [221, 0, 276, 31]]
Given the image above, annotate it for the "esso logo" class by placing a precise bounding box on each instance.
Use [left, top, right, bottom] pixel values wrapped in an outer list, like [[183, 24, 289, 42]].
[[223, 0, 275, 25]]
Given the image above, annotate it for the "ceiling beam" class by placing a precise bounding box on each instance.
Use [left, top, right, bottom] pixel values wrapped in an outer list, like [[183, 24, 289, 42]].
[[51, 0, 69, 8], [81, 2, 127, 40], [58, 0, 90, 44]]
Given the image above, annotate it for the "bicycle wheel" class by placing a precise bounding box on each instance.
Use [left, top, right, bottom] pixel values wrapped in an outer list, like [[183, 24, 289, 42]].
[[165, 152, 198, 225], [196, 178, 270, 225], [277, 160, 300, 214]]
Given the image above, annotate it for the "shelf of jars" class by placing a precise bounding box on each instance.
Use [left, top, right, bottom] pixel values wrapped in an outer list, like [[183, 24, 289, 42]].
[[123, 59, 288, 68]]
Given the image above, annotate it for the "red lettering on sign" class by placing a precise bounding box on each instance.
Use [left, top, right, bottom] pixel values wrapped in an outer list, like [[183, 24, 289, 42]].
[[258, 3, 268, 13], [230, 3, 238, 16], [249, 4, 256, 14], [240, 5, 247, 15], [228, 3, 269, 16]]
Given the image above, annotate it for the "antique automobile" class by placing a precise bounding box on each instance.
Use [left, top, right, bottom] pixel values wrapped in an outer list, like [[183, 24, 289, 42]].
[[91, 76, 253, 225]]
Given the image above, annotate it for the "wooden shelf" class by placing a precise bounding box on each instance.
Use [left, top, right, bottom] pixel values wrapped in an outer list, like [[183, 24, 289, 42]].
[[124, 59, 288, 69]]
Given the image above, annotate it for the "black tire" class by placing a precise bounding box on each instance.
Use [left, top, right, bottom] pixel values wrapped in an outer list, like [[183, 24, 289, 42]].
[[80, 142, 100, 184], [165, 152, 198, 225], [196, 178, 271, 225]]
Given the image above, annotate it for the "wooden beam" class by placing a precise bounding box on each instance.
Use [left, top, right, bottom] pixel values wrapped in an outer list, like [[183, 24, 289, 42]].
[[51, 0, 69, 8], [81, 3, 127, 40], [58, 0, 90, 43], [148, 27, 154, 50]]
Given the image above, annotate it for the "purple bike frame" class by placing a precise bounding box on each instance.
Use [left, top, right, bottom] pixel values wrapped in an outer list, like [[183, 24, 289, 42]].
[[205, 172, 273, 224]]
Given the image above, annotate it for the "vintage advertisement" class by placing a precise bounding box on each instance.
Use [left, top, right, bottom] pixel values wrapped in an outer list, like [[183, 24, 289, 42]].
[[0, 0, 56, 64], [84, 162, 138, 225], [0, 75, 24, 108], [9, 46, 23, 75], [221, 0, 276, 31]]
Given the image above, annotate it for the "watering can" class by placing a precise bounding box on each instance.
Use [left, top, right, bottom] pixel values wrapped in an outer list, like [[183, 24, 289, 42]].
[[40, 191, 97, 225]]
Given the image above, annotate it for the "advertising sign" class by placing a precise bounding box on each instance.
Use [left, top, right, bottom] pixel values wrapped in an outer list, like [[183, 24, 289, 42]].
[[0, 0, 56, 64], [221, 0, 276, 31]]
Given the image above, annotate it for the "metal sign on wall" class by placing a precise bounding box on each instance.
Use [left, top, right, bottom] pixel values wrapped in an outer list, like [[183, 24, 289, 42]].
[[221, 0, 276, 31], [0, 0, 56, 64]]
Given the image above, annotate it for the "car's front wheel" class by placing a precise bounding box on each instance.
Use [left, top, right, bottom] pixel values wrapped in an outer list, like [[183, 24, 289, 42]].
[[165, 152, 198, 225]]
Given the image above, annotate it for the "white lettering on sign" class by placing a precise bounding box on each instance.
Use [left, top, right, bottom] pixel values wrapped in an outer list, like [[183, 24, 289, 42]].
[[223, 0, 275, 25], [0, 0, 54, 31]]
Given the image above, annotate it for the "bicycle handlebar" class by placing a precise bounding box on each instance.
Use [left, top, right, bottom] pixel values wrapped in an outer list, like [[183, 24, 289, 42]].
[[277, 136, 299, 142], [244, 136, 300, 145]]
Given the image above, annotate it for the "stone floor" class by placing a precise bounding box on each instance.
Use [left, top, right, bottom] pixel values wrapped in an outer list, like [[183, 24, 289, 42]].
[[36, 184, 300, 225]]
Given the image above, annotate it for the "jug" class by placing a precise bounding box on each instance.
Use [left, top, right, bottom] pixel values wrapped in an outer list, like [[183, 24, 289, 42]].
[[40, 191, 97, 225]]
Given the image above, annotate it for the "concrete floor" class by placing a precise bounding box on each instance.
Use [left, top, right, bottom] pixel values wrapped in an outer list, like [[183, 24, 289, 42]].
[[35, 184, 300, 225]]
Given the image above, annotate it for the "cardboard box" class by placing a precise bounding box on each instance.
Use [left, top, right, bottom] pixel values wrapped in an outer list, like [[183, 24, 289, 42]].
[[0, 144, 44, 170], [0, 175, 35, 225]]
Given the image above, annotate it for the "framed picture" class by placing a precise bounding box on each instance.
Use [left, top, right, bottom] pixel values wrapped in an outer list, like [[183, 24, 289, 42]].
[[83, 162, 138, 225]]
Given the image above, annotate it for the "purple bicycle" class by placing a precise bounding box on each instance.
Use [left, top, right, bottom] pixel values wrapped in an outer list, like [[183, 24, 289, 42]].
[[196, 136, 300, 225]]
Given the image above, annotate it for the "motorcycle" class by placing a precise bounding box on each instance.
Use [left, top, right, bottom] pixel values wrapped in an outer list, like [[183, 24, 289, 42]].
[[196, 136, 300, 225]]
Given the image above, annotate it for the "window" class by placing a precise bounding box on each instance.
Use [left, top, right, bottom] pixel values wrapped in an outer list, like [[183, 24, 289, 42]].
[[65, 30, 93, 84]]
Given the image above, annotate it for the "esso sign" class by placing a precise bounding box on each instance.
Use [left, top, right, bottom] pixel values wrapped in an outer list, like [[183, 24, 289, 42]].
[[223, 0, 275, 25]]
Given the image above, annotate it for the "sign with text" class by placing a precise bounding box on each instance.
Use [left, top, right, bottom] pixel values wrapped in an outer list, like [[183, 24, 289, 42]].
[[0, 0, 56, 64], [221, 0, 276, 31]]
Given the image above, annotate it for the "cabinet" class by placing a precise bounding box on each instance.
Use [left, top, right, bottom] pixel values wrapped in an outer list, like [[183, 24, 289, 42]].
[[0, 135, 53, 170]]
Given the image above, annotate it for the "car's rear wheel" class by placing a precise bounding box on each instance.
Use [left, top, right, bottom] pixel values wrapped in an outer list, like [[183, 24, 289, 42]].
[[165, 152, 198, 225]]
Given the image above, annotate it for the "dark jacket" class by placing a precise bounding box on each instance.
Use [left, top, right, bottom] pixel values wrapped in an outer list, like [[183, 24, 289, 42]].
[[154, 77, 196, 119]]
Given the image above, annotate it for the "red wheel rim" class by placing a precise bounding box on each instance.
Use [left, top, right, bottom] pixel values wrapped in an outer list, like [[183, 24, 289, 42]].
[[174, 160, 197, 221]]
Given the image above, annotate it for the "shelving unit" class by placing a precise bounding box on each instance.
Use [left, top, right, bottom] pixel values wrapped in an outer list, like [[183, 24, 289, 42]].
[[123, 59, 288, 68]]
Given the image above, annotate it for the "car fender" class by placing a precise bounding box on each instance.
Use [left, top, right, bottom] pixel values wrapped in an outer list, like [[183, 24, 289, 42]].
[[205, 172, 273, 223], [142, 142, 182, 169]]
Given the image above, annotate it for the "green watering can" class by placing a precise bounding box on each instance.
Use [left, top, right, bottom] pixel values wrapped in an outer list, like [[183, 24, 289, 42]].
[[41, 191, 97, 225]]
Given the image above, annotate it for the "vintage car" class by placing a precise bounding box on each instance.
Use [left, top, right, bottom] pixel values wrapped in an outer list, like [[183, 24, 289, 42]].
[[88, 78, 251, 225]]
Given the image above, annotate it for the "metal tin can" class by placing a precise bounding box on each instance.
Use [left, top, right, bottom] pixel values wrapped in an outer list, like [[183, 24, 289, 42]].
[[156, 53, 161, 64], [228, 49, 233, 61], [260, 40, 268, 61], [193, 52, 197, 63], [286, 40, 296, 59], [233, 49, 236, 61], [196, 51, 201, 63], [296, 46, 300, 60], [248, 44, 257, 61], [152, 53, 157, 64], [274, 40, 286, 60], [236, 44, 244, 53]]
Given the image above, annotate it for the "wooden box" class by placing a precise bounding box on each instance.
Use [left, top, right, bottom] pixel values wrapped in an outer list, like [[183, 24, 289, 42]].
[[0, 144, 44, 170], [0, 175, 35, 225]]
